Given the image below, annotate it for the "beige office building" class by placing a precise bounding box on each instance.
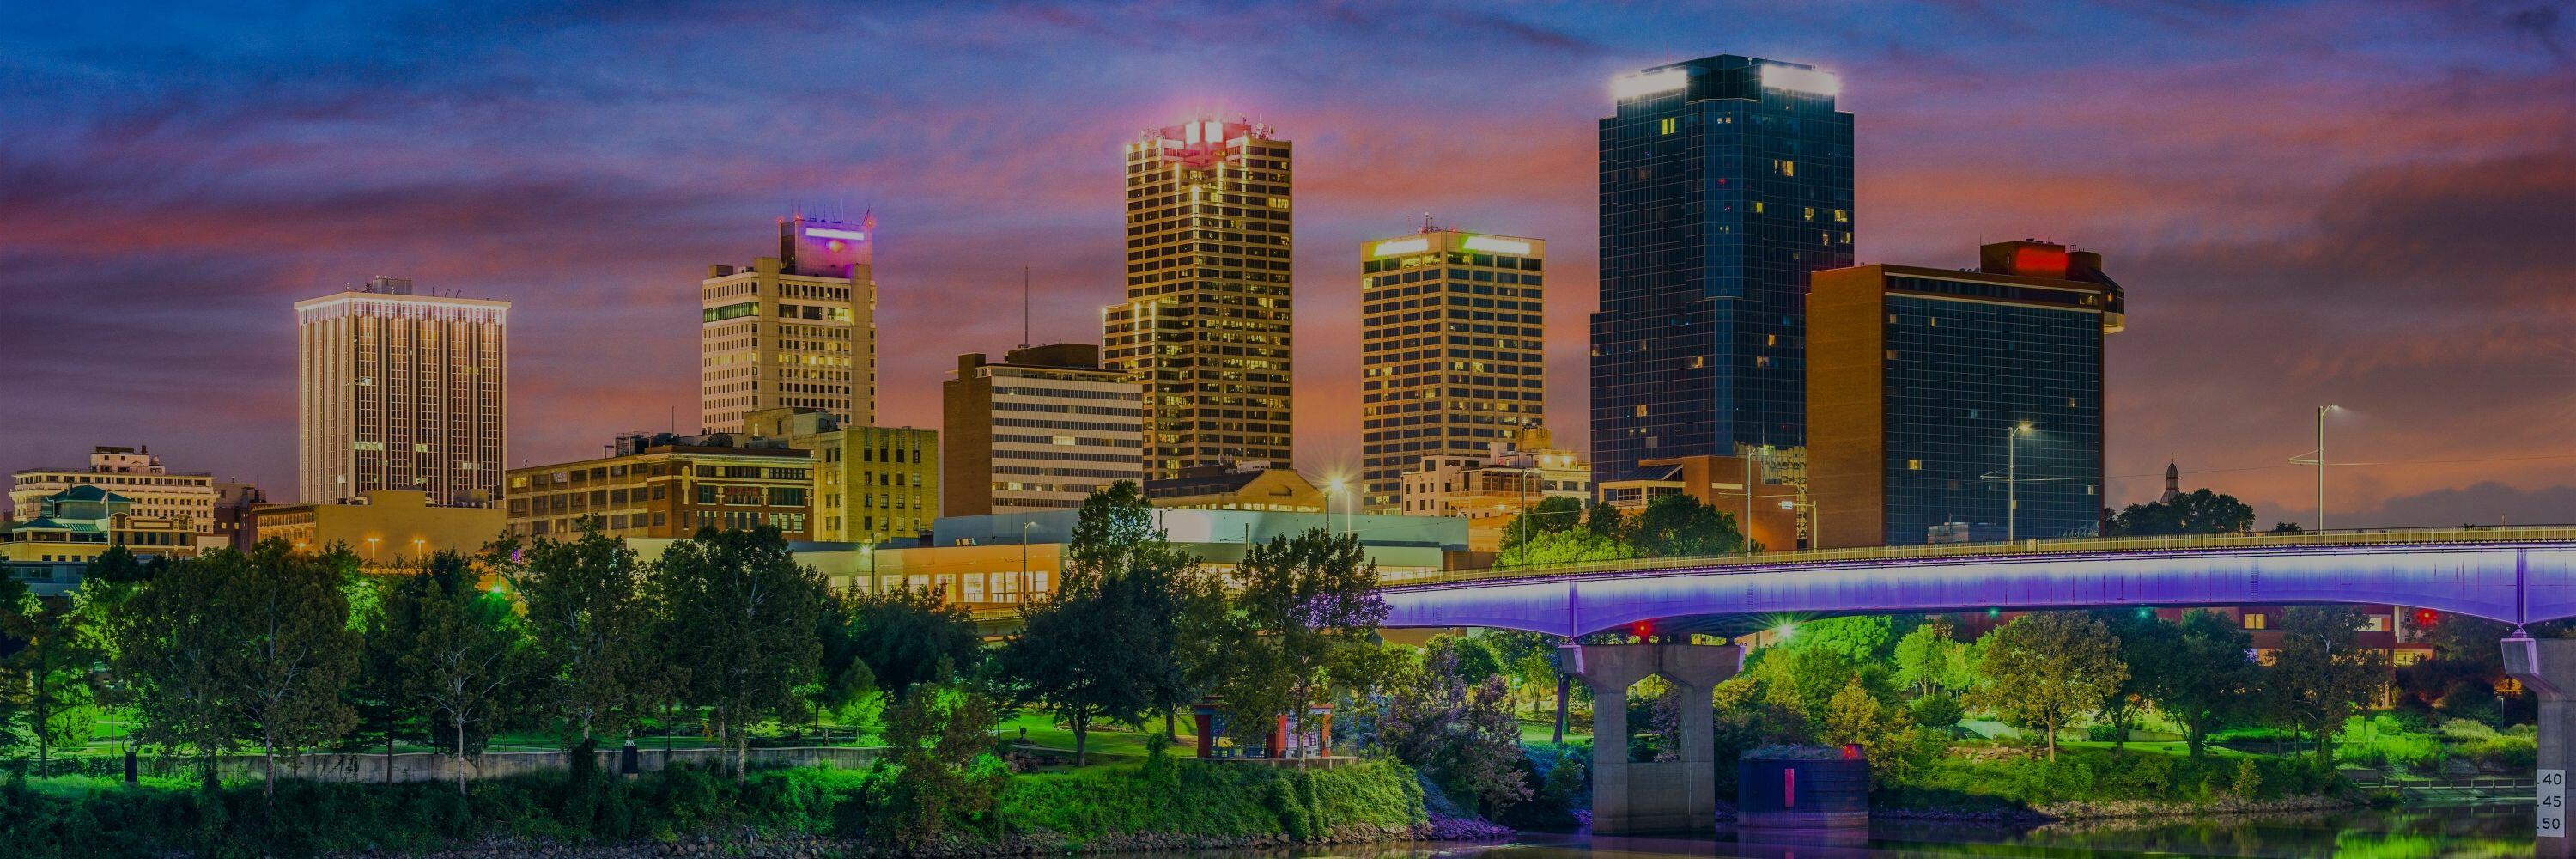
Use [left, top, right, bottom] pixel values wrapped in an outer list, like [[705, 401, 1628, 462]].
[[701, 216, 877, 434], [746, 408, 938, 545], [252, 490, 505, 570], [943, 344, 1144, 516], [10, 445, 218, 539], [295, 277, 507, 507], [504, 431, 815, 541], [1103, 116, 1294, 482], [1359, 228, 1546, 510]]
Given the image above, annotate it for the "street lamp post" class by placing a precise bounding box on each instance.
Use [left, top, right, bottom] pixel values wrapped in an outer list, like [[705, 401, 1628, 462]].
[[1019, 521, 1034, 604], [2317, 405, 2336, 533], [2006, 423, 2033, 544]]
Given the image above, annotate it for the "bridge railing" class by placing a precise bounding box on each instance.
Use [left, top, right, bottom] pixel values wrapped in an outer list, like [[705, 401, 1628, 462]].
[[1378, 524, 2576, 589]]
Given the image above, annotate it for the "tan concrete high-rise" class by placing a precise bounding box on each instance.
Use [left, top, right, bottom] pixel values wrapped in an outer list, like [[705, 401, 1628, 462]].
[[295, 277, 507, 507], [1358, 228, 1546, 510], [1103, 116, 1294, 482], [701, 216, 877, 434]]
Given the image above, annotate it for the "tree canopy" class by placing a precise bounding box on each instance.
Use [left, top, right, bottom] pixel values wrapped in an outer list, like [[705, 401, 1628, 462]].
[[653, 526, 827, 783], [1971, 612, 2127, 760], [2105, 489, 2256, 536]]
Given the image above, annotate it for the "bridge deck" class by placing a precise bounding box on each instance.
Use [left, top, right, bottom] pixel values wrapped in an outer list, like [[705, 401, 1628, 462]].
[[1381, 525, 2576, 589]]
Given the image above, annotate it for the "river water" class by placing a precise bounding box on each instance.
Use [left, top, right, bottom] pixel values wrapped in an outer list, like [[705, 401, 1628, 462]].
[[1309, 807, 2533, 857]]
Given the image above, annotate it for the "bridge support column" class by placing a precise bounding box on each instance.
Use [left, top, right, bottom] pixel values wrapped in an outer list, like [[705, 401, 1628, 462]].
[[2505, 635, 2574, 856], [1561, 643, 1741, 834]]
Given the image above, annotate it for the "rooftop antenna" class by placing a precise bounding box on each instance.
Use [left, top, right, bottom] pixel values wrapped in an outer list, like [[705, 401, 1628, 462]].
[[1420, 212, 1437, 234], [1019, 265, 1031, 349]]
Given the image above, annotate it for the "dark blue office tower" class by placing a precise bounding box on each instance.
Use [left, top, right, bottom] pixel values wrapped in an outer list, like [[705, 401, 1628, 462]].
[[1590, 55, 1854, 486]]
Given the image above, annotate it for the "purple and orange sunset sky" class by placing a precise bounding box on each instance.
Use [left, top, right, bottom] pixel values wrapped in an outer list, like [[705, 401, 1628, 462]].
[[5, 1, 2574, 527]]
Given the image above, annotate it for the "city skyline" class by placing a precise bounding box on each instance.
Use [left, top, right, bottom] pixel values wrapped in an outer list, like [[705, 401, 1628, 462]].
[[7, 2, 2575, 528]]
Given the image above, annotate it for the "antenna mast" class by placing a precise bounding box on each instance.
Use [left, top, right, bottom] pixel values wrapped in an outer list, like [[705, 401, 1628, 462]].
[[1019, 265, 1031, 349]]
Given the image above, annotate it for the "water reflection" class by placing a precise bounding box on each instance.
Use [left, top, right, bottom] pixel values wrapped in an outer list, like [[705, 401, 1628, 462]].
[[1278, 807, 2530, 858]]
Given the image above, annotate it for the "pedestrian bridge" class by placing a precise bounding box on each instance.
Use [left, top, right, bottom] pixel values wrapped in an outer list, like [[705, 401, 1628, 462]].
[[1377, 527, 2576, 637]]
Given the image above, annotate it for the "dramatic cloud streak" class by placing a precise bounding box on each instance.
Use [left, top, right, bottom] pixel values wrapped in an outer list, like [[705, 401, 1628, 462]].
[[4, 0, 2573, 528]]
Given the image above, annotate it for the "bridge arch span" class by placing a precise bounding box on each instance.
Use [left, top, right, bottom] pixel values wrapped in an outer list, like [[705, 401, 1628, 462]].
[[1381, 544, 2576, 637]]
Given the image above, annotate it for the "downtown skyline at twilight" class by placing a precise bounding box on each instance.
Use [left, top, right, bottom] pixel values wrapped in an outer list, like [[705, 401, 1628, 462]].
[[7, 1, 2576, 528]]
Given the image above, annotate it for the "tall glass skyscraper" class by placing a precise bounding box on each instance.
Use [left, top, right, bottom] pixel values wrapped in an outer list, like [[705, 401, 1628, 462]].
[[1591, 54, 1854, 484]]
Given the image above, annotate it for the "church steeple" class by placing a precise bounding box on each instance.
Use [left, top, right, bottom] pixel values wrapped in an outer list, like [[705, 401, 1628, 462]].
[[2160, 457, 2182, 504]]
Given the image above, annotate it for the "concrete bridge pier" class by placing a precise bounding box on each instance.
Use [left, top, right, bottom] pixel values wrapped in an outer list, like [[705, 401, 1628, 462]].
[[2506, 635, 2576, 857], [1562, 643, 1742, 834]]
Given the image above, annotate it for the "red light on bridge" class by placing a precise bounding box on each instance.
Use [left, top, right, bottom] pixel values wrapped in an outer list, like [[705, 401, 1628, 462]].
[[2414, 609, 2439, 627], [1631, 622, 1653, 640], [1842, 744, 1861, 760]]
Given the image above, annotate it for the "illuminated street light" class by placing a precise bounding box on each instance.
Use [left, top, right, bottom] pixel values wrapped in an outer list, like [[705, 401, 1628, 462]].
[[1324, 477, 1351, 538], [2007, 423, 2034, 544]]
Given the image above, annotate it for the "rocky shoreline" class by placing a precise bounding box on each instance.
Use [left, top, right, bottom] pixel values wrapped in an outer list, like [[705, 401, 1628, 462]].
[[1860, 794, 2359, 827], [337, 819, 1515, 858]]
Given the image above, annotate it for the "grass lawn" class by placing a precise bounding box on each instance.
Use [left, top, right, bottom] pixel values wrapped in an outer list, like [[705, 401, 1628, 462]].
[[997, 711, 1194, 762], [2055, 738, 2251, 758]]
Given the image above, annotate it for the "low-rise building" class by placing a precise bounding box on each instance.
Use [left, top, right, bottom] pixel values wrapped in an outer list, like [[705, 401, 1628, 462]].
[[746, 409, 937, 546], [505, 432, 814, 540], [2, 485, 200, 565], [9, 445, 217, 539], [1146, 463, 1327, 513], [1400, 425, 1590, 552], [1595, 444, 1808, 551], [211, 480, 267, 551], [252, 489, 505, 567], [825, 509, 1468, 605]]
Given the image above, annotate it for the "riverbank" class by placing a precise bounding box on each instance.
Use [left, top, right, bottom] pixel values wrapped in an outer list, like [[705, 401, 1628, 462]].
[[338, 821, 1478, 858], [0, 757, 1446, 857]]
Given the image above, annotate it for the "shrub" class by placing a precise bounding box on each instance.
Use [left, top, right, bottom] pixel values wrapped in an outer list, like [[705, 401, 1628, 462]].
[[997, 758, 1424, 844]]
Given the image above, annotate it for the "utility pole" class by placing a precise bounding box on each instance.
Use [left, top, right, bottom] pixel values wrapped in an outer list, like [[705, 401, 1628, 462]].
[[2006, 423, 2032, 544], [2317, 405, 2335, 533]]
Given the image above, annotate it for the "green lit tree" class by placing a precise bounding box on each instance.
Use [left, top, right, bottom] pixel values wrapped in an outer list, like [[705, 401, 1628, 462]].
[[1971, 612, 2126, 760], [1499, 496, 1586, 554], [398, 550, 534, 795], [2090, 609, 2182, 747], [654, 526, 827, 783], [845, 584, 984, 699], [115, 541, 362, 797], [1631, 493, 1746, 557], [881, 679, 1005, 845], [2147, 609, 2258, 757], [1202, 528, 1395, 763], [510, 526, 665, 758], [1892, 618, 1975, 700], [2264, 606, 2385, 763], [1, 580, 95, 777]]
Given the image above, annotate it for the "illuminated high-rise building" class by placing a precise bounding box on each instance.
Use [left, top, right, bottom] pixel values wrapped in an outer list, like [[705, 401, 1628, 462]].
[[295, 277, 507, 506], [700, 216, 877, 434], [1103, 116, 1294, 482], [1592, 54, 1855, 485], [1358, 227, 1546, 510], [1807, 241, 2124, 548]]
